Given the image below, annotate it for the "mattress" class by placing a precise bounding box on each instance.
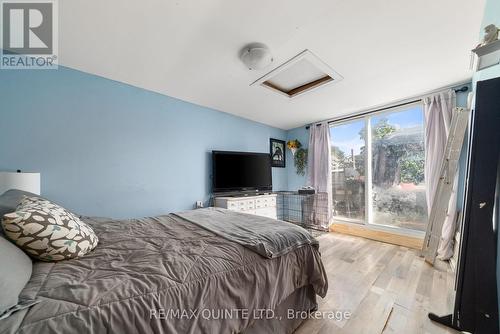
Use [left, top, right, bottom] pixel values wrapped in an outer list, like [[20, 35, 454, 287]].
[[0, 213, 328, 334]]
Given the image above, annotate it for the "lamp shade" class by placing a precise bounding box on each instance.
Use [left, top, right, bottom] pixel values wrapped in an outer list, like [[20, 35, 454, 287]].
[[0, 172, 40, 195]]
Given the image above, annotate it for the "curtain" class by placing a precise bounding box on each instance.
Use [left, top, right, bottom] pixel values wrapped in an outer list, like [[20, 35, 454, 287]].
[[423, 90, 456, 260], [437, 174, 459, 259], [307, 122, 332, 228]]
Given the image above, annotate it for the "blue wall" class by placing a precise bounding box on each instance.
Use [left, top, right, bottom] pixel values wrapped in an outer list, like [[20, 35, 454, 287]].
[[0, 67, 287, 218], [285, 126, 309, 191]]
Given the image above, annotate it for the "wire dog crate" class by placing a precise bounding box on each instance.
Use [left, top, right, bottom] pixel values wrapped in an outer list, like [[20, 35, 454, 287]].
[[276, 191, 330, 231]]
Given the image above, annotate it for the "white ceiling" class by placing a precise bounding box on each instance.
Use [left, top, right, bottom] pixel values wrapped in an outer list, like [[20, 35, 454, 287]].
[[59, 0, 485, 130]]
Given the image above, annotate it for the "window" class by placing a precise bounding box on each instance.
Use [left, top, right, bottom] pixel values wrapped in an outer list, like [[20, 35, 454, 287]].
[[330, 103, 427, 232], [330, 120, 366, 223]]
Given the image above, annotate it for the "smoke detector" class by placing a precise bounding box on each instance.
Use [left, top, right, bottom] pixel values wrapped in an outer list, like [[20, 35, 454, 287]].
[[240, 43, 273, 70]]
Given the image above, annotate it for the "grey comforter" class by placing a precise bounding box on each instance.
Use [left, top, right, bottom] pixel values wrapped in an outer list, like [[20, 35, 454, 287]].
[[0, 212, 328, 334], [173, 208, 319, 258]]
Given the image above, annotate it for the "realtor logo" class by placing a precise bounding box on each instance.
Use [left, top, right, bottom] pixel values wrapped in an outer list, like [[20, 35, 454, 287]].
[[1, 0, 58, 69]]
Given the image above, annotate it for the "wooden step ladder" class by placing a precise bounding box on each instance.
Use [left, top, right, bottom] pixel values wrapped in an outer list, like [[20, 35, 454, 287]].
[[422, 107, 470, 265]]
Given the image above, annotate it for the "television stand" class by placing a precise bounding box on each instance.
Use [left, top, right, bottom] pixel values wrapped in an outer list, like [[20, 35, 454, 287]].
[[214, 194, 277, 219]]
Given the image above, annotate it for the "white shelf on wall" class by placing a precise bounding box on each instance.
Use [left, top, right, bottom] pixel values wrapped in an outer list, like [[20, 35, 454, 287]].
[[472, 39, 500, 71]]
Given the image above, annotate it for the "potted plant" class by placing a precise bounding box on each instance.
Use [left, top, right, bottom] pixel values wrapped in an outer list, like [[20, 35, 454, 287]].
[[294, 148, 308, 176], [287, 140, 308, 175], [287, 139, 302, 156]]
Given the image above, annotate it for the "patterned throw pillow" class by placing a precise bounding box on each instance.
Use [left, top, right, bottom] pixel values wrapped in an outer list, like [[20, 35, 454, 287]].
[[1, 197, 99, 261]]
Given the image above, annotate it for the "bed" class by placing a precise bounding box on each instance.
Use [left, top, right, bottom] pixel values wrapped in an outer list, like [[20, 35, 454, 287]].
[[0, 205, 328, 334]]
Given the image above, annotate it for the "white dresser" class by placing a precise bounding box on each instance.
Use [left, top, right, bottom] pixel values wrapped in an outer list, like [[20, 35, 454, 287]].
[[214, 194, 277, 219]]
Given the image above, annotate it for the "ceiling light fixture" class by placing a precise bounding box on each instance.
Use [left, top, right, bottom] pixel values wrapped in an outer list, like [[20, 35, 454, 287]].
[[239, 43, 273, 70]]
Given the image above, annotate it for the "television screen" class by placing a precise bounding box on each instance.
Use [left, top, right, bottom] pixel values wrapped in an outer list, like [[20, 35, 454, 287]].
[[212, 151, 272, 192]]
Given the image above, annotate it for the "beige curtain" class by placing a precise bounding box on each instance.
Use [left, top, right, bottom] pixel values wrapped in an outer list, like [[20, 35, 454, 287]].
[[423, 90, 457, 260], [306, 122, 332, 228], [437, 174, 459, 259], [423, 90, 455, 210]]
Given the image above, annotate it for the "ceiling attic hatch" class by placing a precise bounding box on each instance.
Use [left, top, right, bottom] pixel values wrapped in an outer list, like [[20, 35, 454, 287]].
[[251, 50, 343, 98]]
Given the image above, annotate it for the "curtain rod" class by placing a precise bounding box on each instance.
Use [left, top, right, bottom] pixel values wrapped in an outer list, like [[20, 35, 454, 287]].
[[305, 85, 469, 129]]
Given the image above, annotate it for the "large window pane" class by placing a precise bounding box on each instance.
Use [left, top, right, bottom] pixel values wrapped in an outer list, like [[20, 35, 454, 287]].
[[330, 120, 366, 223], [370, 106, 428, 231]]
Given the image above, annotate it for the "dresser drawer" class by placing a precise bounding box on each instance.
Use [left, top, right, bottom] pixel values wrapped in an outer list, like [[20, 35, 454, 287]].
[[255, 207, 277, 219], [245, 200, 255, 210], [227, 201, 238, 210], [224, 199, 255, 212], [255, 196, 276, 208], [215, 196, 274, 216], [236, 200, 255, 209]]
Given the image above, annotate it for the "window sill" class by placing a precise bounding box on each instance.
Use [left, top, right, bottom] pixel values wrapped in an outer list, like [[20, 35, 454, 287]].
[[330, 221, 425, 250]]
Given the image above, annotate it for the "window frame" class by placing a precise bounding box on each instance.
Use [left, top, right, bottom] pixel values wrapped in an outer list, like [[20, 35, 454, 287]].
[[329, 101, 426, 238]]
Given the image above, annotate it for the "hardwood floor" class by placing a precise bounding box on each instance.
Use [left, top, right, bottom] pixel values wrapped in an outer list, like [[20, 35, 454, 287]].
[[295, 232, 458, 334]]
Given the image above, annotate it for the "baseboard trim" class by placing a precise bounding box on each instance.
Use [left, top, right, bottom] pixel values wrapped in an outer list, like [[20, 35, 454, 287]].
[[330, 223, 424, 250]]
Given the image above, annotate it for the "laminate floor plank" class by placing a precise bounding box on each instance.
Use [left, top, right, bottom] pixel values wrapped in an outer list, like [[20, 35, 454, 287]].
[[294, 233, 459, 334]]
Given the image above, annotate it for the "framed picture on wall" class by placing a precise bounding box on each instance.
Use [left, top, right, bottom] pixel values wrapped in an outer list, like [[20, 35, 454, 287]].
[[270, 138, 286, 168]]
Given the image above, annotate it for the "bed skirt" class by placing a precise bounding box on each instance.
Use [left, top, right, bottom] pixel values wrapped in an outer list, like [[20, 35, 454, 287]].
[[242, 285, 317, 334]]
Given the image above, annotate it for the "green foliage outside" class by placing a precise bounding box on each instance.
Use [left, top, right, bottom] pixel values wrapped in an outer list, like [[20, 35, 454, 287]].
[[332, 117, 425, 186], [358, 117, 396, 141], [400, 156, 425, 184]]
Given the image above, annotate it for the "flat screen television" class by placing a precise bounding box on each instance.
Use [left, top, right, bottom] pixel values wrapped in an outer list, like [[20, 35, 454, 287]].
[[212, 151, 272, 193]]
